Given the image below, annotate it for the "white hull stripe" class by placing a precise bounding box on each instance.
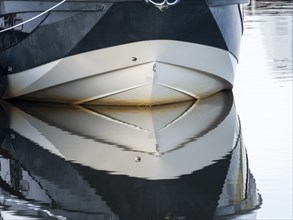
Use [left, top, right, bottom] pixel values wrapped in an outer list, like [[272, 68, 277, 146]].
[[5, 40, 237, 104]]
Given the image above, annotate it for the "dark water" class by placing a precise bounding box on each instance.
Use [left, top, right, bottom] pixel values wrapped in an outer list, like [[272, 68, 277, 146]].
[[0, 1, 292, 219]]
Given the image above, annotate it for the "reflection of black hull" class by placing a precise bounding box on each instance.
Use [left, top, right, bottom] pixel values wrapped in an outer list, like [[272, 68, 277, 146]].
[[0, 0, 247, 105], [0, 102, 8, 143], [0, 128, 262, 220], [73, 158, 231, 220], [1, 131, 231, 219]]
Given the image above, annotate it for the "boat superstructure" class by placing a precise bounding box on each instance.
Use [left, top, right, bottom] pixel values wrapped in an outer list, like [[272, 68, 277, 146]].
[[0, 0, 248, 105]]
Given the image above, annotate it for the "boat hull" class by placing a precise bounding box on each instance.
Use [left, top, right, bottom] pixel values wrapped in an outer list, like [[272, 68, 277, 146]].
[[0, 0, 245, 105]]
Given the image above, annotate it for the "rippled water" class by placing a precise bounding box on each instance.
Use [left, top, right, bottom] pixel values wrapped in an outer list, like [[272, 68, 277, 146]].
[[0, 1, 292, 219], [234, 1, 293, 219]]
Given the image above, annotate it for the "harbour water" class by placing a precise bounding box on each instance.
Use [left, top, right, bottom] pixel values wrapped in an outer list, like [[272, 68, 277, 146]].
[[0, 1, 292, 219], [233, 1, 293, 219]]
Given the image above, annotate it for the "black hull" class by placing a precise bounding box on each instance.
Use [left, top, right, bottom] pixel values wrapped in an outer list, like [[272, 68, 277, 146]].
[[0, 0, 245, 75]]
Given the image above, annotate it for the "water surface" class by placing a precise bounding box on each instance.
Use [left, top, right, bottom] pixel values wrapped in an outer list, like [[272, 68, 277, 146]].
[[234, 1, 293, 219]]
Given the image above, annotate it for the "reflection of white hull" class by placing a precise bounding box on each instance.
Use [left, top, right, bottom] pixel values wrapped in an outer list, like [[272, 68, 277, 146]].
[[5, 41, 236, 105], [7, 91, 239, 179], [0, 90, 262, 219]]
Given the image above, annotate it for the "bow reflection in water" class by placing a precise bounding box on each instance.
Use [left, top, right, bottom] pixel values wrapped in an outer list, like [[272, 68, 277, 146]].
[[0, 91, 261, 220]]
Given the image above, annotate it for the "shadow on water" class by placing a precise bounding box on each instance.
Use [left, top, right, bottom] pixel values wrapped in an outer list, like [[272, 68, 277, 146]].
[[0, 91, 261, 220]]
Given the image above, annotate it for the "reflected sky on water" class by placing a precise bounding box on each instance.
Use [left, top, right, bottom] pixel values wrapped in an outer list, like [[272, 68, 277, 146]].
[[233, 0, 292, 219]]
